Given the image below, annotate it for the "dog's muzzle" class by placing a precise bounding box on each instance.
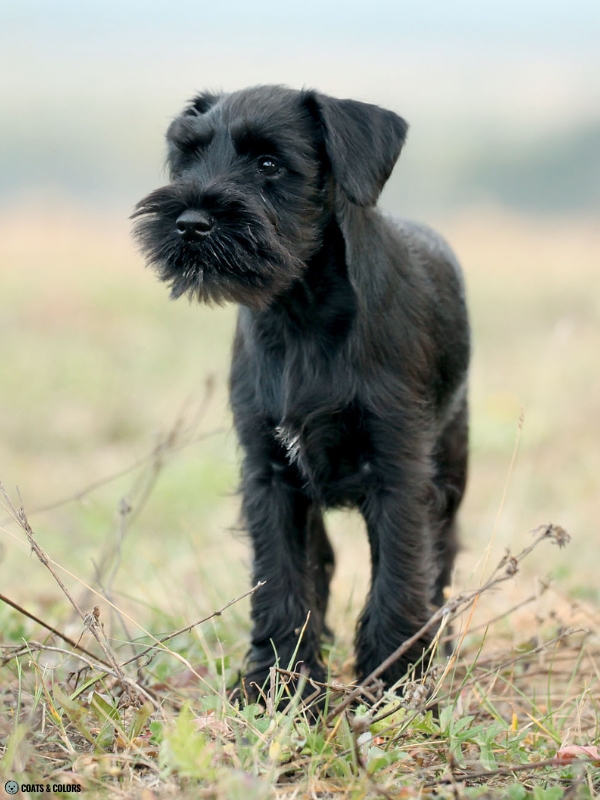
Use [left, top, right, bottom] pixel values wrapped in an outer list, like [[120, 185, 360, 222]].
[[175, 209, 215, 241]]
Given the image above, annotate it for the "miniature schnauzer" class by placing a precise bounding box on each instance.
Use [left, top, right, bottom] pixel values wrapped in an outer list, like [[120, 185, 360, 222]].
[[132, 85, 470, 699]]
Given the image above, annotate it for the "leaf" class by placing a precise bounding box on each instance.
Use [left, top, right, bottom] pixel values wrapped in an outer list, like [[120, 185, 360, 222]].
[[160, 704, 214, 780], [507, 785, 527, 800], [438, 705, 453, 732], [532, 787, 563, 800], [268, 740, 282, 761], [478, 739, 497, 771], [194, 711, 233, 738], [53, 684, 96, 746], [149, 720, 164, 744], [129, 702, 154, 741], [90, 691, 120, 749], [70, 670, 109, 701], [90, 692, 120, 724], [52, 683, 80, 713], [555, 744, 600, 764], [366, 746, 408, 775], [370, 704, 406, 733], [452, 715, 476, 734]]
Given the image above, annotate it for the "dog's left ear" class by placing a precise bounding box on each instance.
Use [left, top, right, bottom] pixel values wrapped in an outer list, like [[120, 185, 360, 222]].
[[304, 92, 408, 207]]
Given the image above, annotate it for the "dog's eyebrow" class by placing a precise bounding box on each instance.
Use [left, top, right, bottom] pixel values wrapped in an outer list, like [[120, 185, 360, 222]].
[[167, 117, 215, 152], [230, 122, 281, 157]]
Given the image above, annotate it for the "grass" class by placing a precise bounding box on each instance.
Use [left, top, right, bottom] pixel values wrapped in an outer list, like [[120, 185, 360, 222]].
[[0, 200, 599, 797], [1, 506, 598, 798]]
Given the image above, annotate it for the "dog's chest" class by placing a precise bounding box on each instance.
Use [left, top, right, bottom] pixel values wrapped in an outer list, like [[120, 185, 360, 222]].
[[234, 281, 372, 501], [273, 401, 373, 500], [262, 349, 373, 501]]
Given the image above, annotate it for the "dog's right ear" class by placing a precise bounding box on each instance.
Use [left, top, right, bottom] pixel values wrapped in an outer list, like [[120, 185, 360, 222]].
[[303, 91, 408, 207], [183, 91, 220, 117]]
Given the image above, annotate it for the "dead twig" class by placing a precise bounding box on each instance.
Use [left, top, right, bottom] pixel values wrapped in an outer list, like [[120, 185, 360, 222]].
[[0, 429, 225, 527], [3, 640, 116, 677], [327, 524, 571, 724], [90, 380, 218, 598], [441, 578, 551, 643], [349, 713, 401, 800], [429, 626, 585, 711], [0, 591, 111, 668], [0, 483, 151, 706], [119, 580, 266, 668], [0, 375, 222, 531], [426, 755, 597, 787]]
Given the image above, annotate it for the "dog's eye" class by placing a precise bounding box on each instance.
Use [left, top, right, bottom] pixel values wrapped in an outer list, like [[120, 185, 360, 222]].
[[257, 156, 281, 176]]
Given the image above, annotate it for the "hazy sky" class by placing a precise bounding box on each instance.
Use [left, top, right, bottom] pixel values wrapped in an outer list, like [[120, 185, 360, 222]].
[[4, 0, 600, 48], [2, 0, 599, 211], [4, 0, 598, 117]]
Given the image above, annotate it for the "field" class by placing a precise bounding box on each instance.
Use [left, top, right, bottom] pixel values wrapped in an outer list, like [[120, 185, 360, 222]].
[[1, 201, 599, 798]]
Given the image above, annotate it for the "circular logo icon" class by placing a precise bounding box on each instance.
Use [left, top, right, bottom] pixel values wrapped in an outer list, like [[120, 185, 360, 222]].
[[5, 781, 19, 795]]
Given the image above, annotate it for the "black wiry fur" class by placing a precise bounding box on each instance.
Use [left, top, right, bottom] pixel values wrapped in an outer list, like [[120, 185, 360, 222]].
[[133, 85, 470, 698]]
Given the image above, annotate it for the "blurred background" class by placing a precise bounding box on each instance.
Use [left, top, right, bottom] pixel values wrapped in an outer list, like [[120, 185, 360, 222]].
[[1, 1, 599, 645]]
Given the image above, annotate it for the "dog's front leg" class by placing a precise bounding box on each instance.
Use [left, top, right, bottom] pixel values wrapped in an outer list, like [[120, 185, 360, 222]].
[[240, 454, 325, 699], [355, 477, 435, 689]]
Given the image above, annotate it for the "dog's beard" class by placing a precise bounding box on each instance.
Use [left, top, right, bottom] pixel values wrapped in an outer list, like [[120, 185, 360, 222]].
[[131, 184, 307, 308]]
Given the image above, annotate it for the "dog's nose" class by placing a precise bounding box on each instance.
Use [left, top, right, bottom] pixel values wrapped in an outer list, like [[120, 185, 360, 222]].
[[175, 209, 215, 240]]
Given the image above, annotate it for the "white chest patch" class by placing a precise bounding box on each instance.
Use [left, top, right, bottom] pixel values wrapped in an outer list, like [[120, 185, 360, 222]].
[[275, 424, 302, 464]]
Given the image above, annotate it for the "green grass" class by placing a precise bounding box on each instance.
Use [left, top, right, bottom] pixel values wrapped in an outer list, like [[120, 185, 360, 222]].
[[1, 562, 598, 798], [1, 203, 599, 797]]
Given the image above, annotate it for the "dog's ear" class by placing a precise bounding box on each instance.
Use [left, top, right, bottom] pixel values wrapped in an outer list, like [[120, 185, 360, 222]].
[[304, 92, 408, 207], [183, 91, 220, 117]]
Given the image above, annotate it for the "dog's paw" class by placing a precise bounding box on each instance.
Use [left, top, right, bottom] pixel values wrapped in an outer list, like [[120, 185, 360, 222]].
[[239, 662, 327, 718]]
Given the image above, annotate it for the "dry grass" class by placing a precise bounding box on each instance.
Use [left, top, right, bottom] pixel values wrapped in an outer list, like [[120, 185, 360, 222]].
[[0, 201, 599, 797]]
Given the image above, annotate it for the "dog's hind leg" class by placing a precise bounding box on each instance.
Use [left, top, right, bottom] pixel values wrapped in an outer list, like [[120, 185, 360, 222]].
[[431, 397, 468, 608], [306, 504, 335, 639]]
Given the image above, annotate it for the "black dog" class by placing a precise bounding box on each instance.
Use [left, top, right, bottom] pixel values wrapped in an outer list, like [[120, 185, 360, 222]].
[[133, 85, 470, 697]]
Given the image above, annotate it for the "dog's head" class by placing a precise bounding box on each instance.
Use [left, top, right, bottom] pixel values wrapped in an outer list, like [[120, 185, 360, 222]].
[[132, 85, 407, 307]]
